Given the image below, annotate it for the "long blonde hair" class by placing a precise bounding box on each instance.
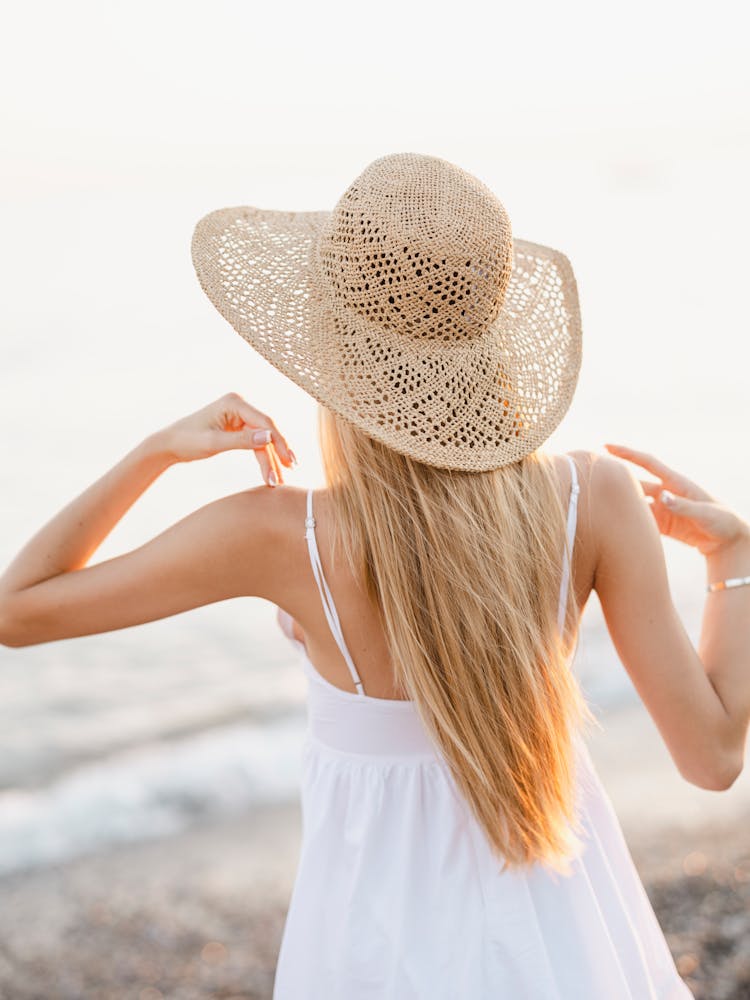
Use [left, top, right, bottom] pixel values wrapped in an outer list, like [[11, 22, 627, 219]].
[[318, 404, 599, 875]]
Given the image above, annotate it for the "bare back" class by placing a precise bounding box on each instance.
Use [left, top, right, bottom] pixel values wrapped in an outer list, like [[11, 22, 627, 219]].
[[270, 451, 596, 700], [266, 449, 730, 788]]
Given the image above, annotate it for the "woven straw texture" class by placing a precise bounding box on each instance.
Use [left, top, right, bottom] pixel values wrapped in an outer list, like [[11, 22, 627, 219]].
[[191, 152, 582, 471]]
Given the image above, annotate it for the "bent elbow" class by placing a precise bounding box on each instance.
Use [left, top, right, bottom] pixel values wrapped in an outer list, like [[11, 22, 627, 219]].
[[0, 625, 26, 648], [0, 607, 30, 648], [1, 636, 28, 649], [681, 752, 743, 792], [715, 754, 744, 791]]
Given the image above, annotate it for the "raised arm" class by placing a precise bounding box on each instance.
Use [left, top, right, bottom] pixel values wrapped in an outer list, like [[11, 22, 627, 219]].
[[0, 392, 294, 646], [591, 448, 749, 791]]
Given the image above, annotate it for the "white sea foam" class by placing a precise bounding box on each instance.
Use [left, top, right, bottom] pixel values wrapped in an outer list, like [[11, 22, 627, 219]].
[[0, 714, 307, 876]]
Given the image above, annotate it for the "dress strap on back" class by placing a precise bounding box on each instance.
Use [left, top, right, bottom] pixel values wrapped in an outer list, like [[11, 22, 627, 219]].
[[304, 463, 578, 696], [304, 489, 366, 696], [556, 454, 580, 636]]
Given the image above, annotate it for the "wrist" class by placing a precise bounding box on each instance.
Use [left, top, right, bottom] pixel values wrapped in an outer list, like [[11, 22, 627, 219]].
[[705, 521, 750, 582], [135, 432, 179, 472]]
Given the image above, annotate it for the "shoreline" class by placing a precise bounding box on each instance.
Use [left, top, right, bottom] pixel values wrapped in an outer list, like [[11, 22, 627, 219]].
[[0, 804, 302, 1000]]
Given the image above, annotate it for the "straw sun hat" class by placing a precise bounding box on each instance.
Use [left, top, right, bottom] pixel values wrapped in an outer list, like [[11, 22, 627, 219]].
[[191, 152, 582, 471]]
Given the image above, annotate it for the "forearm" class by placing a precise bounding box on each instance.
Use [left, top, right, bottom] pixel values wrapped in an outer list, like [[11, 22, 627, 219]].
[[0, 433, 175, 596], [699, 523, 750, 762]]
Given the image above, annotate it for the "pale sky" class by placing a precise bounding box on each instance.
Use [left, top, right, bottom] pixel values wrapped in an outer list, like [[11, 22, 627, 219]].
[[2, 0, 747, 172]]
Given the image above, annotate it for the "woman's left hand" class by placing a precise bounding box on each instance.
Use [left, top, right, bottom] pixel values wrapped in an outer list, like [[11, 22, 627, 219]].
[[155, 392, 296, 487]]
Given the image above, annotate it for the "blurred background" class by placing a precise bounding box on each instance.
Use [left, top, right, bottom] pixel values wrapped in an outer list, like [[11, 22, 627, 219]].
[[0, 0, 748, 997]]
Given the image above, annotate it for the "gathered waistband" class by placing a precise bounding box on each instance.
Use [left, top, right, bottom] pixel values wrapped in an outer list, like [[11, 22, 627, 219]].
[[301, 653, 442, 758]]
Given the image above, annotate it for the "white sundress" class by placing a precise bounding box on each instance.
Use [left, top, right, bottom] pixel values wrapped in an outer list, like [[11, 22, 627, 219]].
[[273, 455, 693, 999]]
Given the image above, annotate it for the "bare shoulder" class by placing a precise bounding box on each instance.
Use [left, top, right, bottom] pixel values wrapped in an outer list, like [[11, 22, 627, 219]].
[[562, 448, 646, 544], [238, 481, 308, 524], [561, 448, 638, 496], [585, 450, 649, 566], [544, 449, 647, 599], [238, 483, 311, 594], [578, 447, 664, 593], [199, 482, 303, 545], [549, 447, 616, 522], [187, 483, 309, 603], [230, 481, 309, 545], [586, 449, 643, 498]]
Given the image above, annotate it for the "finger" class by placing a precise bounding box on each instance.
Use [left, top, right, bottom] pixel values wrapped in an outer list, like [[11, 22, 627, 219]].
[[603, 443, 708, 500], [230, 397, 294, 466], [252, 441, 284, 487], [254, 422, 293, 468], [603, 442, 682, 484], [212, 427, 273, 452], [254, 445, 276, 487], [267, 443, 284, 485], [215, 426, 287, 489], [644, 499, 674, 537], [270, 424, 294, 468], [638, 479, 663, 500], [659, 491, 713, 519]]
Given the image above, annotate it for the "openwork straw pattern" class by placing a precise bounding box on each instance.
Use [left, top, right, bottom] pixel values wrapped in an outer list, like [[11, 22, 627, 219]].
[[191, 153, 582, 471]]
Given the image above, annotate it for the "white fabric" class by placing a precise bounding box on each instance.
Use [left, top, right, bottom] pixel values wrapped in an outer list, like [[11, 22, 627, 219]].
[[273, 457, 693, 999], [304, 488, 365, 695], [557, 455, 580, 636]]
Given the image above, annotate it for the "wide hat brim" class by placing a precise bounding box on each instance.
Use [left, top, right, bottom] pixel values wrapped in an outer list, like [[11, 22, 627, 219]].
[[191, 205, 582, 471]]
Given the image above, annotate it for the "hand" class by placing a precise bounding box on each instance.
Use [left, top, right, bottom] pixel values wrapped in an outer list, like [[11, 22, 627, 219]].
[[155, 392, 296, 487], [604, 443, 749, 558]]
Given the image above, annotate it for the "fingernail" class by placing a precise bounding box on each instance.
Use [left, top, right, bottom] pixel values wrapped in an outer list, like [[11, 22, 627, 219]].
[[289, 449, 298, 468], [253, 429, 272, 446], [267, 469, 278, 487], [660, 489, 674, 507]]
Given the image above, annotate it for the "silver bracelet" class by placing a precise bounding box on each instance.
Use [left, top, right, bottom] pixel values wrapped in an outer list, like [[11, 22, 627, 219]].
[[707, 574, 750, 593]]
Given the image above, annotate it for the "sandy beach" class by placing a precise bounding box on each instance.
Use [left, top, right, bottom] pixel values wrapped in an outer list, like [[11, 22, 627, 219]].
[[1, 702, 749, 1000], [1, 803, 748, 1000]]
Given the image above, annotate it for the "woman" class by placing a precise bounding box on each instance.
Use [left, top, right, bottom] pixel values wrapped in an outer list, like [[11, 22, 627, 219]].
[[1, 153, 748, 998]]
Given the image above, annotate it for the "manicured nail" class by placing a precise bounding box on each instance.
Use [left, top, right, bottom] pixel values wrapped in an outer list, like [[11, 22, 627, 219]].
[[289, 449, 298, 468], [660, 489, 674, 507], [267, 469, 278, 487], [253, 429, 273, 446]]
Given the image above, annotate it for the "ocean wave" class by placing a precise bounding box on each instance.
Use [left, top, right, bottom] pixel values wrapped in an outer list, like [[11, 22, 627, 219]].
[[0, 714, 307, 877]]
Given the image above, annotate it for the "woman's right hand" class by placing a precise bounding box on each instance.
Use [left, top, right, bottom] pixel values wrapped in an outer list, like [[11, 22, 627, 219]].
[[603, 443, 750, 558], [154, 392, 295, 486]]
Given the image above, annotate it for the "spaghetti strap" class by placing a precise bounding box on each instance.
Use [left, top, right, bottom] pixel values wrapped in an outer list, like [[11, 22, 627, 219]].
[[304, 489, 366, 696], [303, 466, 575, 694], [556, 454, 580, 636]]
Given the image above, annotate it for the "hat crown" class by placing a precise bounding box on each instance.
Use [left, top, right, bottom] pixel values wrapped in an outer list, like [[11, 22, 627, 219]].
[[315, 153, 514, 343]]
